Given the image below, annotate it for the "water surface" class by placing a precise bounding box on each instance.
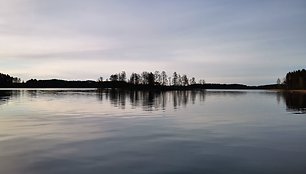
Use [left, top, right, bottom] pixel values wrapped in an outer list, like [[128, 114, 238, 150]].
[[0, 89, 306, 174]]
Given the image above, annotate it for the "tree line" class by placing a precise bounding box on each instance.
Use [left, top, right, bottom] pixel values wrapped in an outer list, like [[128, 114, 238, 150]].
[[0, 70, 248, 89], [0, 73, 21, 87], [284, 69, 306, 90], [101, 71, 205, 86], [2, 69, 304, 90]]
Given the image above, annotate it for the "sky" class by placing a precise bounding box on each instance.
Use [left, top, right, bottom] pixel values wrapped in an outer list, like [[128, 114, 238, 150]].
[[0, 0, 305, 85]]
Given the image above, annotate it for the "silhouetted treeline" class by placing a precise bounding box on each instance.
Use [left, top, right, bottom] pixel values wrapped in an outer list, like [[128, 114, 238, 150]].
[[284, 69, 306, 90], [106, 71, 201, 86], [98, 71, 254, 89], [257, 84, 285, 90], [0, 71, 259, 89], [0, 73, 21, 87], [25, 79, 98, 88], [257, 69, 306, 90]]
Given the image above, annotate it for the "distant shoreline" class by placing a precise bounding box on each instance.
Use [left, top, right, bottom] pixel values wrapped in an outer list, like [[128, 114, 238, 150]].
[[0, 81, 261, 90], [0, 82, 303, 91], [1, 69, 305, 90]]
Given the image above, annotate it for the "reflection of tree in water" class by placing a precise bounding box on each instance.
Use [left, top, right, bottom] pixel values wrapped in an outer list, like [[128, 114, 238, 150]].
[[96, 89, 206, 111], [276, 92, 281, 104], [0, 90, 18, 106], [98, 89, 127, 109], [172, 91, 196, 109], [281, 92, 306, 114]]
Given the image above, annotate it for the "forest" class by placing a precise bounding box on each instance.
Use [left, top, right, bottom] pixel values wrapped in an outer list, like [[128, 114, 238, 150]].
[[284, 69, 306, 90]]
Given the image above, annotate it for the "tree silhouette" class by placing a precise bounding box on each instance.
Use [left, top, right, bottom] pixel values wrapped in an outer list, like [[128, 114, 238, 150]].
[[190, 77, 196, 85], [199, 79, 205, 85], [110, 74, 119, 81], [98, 77, 103, 83], [13, 77, 21, 83], [0, 73, 13, 85], [168, 77, 172, 86], [161, 71, 167, 85], [182, 75, 189, 86], [154, 71, 161, 85], [285, 69, 306, 89], [119, 71, 126, 82], [130, 73, 141, 85], [277, 78, 281, 84], [141, 71, 149, 84], [178, 74, 182, 86], [0, 73, 21, 87], [148, 72, 155, 85], [172, 72, 178, 86]]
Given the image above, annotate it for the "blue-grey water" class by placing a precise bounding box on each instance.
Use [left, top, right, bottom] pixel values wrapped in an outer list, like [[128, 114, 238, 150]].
[[0, 89, 306, 174]]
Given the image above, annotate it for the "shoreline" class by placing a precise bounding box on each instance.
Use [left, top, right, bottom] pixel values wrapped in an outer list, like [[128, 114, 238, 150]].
[[271, 89, 306, 94]]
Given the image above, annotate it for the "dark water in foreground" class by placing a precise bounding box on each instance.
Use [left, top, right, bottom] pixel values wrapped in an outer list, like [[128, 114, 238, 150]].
[[0, 89, 306, 174]]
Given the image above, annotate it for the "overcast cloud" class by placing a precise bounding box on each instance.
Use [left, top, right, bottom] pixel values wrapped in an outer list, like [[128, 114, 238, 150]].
[[1, 0, 305, 85]]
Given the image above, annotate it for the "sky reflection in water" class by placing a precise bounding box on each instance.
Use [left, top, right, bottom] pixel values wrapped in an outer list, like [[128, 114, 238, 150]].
[[0, 89, 306, 174]]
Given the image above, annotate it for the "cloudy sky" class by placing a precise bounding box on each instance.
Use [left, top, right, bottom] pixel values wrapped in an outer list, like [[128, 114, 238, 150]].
[[0, 0, 305, 85]]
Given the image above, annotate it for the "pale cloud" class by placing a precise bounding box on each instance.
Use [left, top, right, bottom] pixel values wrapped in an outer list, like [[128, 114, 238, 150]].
[[0, 0, 306, 85]]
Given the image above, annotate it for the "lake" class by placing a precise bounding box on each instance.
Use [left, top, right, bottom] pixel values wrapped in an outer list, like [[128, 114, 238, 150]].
[[0, 89, 306, 174]]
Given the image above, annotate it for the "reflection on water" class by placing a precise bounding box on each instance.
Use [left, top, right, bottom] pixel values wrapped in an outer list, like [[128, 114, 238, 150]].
[[0, 90, 13, 105], [1, 89, 305, 114], [0, 89, 207, 111], [97, 89, 206, 110], [1, 89, 306, 174], [281, 92, 306, 114]]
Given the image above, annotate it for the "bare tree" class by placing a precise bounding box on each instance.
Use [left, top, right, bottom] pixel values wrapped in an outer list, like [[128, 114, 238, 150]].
[[130, 73, 141, 85], [182, 75, 189, 86], [199, 79, 205, 85], [119, 71, 126, 82], [154, 71, 161, 85], [172, 72, 178, 86], [277, 78, 281, 85], [190, 77, 196, 85], [141, 71, 149, 84], [109, 74, 118, 81], [161, 71, 167, 86]]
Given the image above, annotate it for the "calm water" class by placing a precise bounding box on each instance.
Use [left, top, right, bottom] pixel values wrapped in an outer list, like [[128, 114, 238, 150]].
[[0, 89, 306, 174]]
